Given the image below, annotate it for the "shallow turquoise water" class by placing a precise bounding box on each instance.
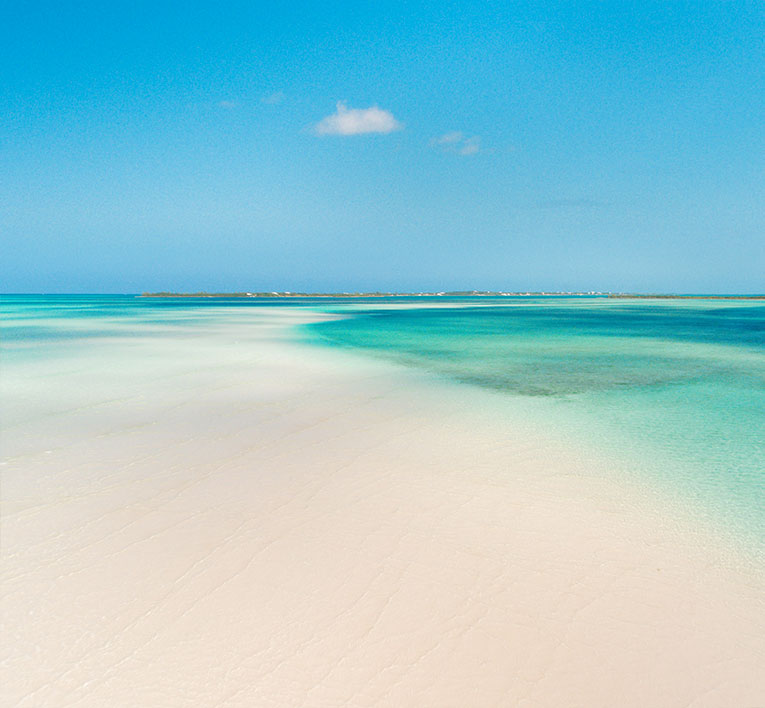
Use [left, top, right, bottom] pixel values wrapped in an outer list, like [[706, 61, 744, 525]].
[[3, 295, 764, 551], [306, 297, 765, 549]]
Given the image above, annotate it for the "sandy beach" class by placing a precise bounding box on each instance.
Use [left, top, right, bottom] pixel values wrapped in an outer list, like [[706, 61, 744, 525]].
[[2, 307, 764, 707]]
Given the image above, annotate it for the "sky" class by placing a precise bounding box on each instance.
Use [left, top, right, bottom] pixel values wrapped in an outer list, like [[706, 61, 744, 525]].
[[1, 1, 763, 293]]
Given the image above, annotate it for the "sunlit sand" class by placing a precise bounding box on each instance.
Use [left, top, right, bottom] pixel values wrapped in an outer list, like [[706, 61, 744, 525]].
[[2, 308, 764, 707]]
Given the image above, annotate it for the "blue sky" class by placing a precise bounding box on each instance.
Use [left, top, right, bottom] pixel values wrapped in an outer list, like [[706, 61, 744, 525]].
[[2, 1, 763, 293]]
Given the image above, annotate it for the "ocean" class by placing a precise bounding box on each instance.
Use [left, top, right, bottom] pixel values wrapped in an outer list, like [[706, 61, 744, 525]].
[[3, 294, 765, 706], [2, 294, 764, 551], [306, 297, 765, 550]]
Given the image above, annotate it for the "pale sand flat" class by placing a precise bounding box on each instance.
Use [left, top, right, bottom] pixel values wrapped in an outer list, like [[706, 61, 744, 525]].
[[2, 312, 764, 707]]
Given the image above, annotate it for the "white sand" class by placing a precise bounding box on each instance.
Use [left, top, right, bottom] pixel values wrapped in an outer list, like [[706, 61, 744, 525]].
[[2, 309, 764, 707]]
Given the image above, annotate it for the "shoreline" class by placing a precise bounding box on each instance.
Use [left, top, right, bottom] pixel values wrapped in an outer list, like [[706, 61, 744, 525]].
[[2, 307, 764, 706]]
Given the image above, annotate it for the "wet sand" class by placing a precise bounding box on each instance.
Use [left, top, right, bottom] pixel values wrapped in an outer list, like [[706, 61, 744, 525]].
[[2, 310, 764, 707]]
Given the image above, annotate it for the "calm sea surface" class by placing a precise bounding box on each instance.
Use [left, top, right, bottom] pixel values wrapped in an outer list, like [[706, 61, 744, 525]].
[[3, 295, 764, 549], [306, 297, 765, 549]]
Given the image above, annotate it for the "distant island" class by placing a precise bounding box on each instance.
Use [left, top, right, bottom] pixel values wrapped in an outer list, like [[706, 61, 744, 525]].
[[608, 294, 764, 300], [140, 291, 600, 298], [140, 291, 764, 299]]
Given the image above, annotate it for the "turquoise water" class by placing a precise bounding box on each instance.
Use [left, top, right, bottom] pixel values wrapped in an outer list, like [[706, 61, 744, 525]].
[[3, 295, 764, 551], [306, 297, 765, 549]]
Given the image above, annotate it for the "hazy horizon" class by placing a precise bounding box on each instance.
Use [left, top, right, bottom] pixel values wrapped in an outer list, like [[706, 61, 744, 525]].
[[3, 290, 764, 296]]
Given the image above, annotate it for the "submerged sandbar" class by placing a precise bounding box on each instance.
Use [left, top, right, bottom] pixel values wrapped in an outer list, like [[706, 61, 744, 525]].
[[2, 304, 764, 707]]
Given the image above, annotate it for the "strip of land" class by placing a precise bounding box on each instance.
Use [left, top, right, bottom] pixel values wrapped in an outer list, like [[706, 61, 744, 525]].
[[140, 290, 582, 297], [140, 291, 764, 299], [608, 293, 765, 299]]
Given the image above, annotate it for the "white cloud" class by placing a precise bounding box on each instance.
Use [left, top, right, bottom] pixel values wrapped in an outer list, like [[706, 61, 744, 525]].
[[315, 101, 402, 136], [431, 131, 481, 155], [217, 100, 238, 109], [262, 91, 285, 105], [432, 131, 463, 145], [460, 136, 481, 155]]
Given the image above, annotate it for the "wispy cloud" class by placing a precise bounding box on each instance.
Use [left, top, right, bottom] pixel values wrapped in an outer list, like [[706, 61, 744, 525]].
[[217, 100, 238, 109], [315, 102, 402, 136], [262, 91, 285, 105], [432, 131, 463, 145], [432, 131, 481, 155], [459, 136, 481, 155]]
